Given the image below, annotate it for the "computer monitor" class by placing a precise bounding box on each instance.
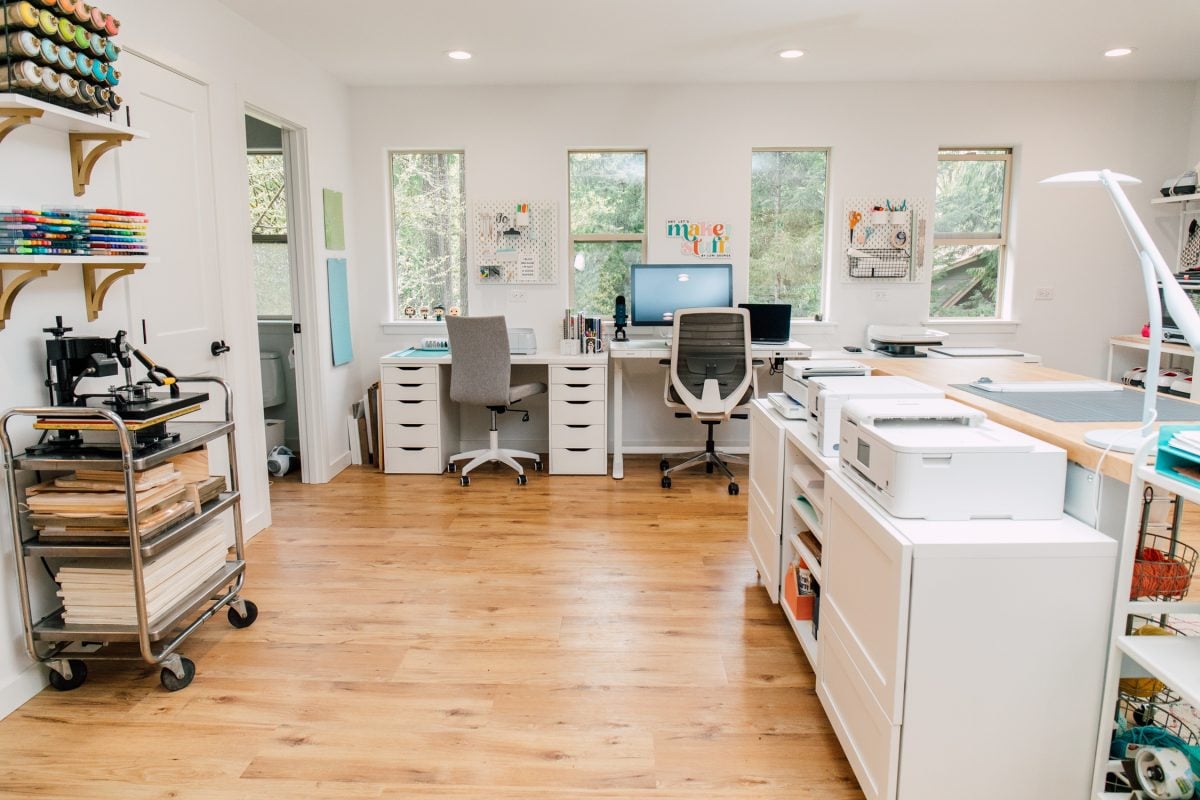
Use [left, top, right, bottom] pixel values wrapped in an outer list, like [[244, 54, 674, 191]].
[[629, 263, 733, 326]]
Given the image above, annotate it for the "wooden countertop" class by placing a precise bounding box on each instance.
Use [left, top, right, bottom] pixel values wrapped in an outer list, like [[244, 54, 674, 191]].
[[862, 357, 1150, 483]]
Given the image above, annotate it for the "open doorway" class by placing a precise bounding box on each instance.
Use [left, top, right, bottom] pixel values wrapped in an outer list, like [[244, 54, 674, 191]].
[[246, 114, 306, 485]]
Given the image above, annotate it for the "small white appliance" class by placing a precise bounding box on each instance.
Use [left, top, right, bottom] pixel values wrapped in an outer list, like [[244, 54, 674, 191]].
[[782, 360, 871, 409], [808, 375, 943, 457], [839, 397, 1066, 520], [508, 328, 538, 355]]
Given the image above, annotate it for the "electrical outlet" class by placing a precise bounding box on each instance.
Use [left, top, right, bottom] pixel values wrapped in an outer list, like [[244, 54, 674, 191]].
[[509, 289, 527, 303], [873, 289, 888, 303], [1035, 287, 1054, 301]]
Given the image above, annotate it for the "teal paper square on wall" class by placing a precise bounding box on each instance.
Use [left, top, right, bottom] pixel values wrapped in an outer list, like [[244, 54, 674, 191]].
[[327, 257, 353, 366]]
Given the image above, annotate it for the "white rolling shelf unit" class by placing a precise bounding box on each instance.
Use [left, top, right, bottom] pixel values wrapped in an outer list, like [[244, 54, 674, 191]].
[[1091, 439, 1200, 798]]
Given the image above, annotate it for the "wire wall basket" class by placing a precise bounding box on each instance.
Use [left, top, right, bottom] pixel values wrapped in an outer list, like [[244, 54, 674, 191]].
[[1116, 691, 1200, 745], [846, 249, 913, 279]]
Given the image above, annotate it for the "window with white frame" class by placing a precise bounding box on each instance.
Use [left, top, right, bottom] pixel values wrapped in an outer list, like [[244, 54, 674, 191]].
[[389, 151, 467, 319], [930, 147, 1013, 319], [248, 152, 290, 318], [568, 150, 647, 316], [749, 149, 829, 319]]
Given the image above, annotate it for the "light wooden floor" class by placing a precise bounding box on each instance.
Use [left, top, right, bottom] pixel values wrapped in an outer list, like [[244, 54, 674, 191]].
[[0, 456, 862, 799]]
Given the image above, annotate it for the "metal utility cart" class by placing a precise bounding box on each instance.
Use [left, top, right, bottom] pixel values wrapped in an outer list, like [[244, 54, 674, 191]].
[[1, 377, 257, 692]]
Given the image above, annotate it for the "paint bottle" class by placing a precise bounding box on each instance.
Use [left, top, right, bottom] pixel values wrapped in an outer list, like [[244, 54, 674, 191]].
[[89, 57, 107, 83], [72, 51, 93, 80], [56, 0, 78, 14], [103, 13, 118, 36], [71, 1, 91, 27], [103, 39, 118, 62], [36, 36, 60, 67], [55, 73, 79, 102], [56, 42, 76, 74], [0, 31, 42, 61], [37, 9, 59, 37], [56, 16, 77, 47], [104, 66, 118, 87], [0, 60, 42, 92], [73, 22, 91, 51], [87, 6, 106, 33], [104, 89, 120, 113], [3, 2, 41, 30], [75, 77, 95, 106], [88, 32, 105, 59], [36, 64, 59, 95]]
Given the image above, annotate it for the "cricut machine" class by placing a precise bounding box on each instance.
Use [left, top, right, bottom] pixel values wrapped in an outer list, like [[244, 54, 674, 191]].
[[865, 324, 947, 358], [768, 360, 871, 420], [839, 397, 1066, 520], [807, 375, 943, 457]]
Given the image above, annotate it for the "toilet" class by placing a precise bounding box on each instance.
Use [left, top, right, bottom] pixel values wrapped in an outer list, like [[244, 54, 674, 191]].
[[260, 352, 286, 455]]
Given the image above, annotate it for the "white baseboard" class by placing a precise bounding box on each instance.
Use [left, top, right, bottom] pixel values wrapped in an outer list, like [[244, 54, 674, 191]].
[[620, 443, 750, 455], [328, 450, 352, 480], [243, 508, 269, 542], [0, 661, 46, 720]]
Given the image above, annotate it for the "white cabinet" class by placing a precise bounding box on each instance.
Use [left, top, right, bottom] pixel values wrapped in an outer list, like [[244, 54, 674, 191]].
[[748, 400, 787, 601], [548, 365, 607, 475], [821, 472, 1117, 800], [380, 364, 459, 474]]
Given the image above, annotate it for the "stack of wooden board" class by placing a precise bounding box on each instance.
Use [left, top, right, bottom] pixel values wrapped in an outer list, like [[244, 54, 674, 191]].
[[24, 451, 225, 542], [56, 519, 230, 627]]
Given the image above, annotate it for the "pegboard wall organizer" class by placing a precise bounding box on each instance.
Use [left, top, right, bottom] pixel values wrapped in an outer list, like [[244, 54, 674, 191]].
[[470, 201, 558, 284], [842, 197, 930, 282]]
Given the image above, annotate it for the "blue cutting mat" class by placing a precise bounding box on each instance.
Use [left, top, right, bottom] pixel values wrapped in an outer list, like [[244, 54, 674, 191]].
[[951, 385, 1200, 423]]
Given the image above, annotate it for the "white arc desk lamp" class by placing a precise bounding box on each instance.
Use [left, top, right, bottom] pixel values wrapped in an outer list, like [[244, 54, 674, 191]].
[[1042, 169, 1200, 453]]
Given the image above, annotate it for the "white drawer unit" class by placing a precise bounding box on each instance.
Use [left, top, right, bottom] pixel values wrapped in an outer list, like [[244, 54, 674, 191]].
[[819, 473, 1117, 800], [380, 363, 459, 474], [548, 365, 607, 474]]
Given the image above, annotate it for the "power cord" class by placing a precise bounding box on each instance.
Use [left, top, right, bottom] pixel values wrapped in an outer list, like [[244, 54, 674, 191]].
[[1092, 409, 1158, 529]]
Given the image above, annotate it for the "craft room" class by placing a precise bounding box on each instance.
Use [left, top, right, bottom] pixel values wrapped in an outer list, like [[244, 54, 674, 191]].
[[0, 1, 1199, 798]]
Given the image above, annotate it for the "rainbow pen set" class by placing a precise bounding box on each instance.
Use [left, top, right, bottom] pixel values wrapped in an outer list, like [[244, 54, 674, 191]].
[[0, 206, 148, 255], [1, 1, 124, 115]]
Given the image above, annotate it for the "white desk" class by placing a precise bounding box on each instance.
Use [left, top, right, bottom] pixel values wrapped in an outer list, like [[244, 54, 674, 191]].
[[379, 348, 609, 475], [607, 339, 813, 479]]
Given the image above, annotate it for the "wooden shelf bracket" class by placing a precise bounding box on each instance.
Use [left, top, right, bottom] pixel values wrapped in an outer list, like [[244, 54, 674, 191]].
[[0, 263, 62, 331], [82, 262, 146, 321], [0, 106, 45, 145], [69, 132, 133, 197]]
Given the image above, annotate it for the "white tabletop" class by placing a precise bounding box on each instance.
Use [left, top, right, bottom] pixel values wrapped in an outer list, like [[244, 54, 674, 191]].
[[380, 348, 609, 366]]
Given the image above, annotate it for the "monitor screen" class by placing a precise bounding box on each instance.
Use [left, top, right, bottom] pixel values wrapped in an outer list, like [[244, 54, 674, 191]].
[[629, 263, 733, 326]]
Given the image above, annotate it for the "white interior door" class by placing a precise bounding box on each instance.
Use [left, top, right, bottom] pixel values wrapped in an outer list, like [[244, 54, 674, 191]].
[[117, 54, 224, 376]]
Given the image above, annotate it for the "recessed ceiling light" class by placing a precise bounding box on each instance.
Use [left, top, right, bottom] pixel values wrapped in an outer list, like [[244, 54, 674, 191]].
[[778, 49, 805, 59], [447, 50, 472, 60], [1104, 47, 1134, 58]]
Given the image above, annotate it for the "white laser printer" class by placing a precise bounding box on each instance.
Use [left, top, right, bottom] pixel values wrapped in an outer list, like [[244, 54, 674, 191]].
[[769, 360, 871, 420], [839, 397, 1066, 520], [807, 375, 943, 457]]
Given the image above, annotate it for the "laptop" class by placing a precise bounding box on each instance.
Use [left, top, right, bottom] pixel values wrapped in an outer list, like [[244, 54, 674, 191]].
[[739, 303, 792, 344]]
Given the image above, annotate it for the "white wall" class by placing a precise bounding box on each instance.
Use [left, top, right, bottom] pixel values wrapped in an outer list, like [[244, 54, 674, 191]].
[[1190, 81, 1200, 165], [0, 0, 356, 717], [350, 81, 1195, 450]]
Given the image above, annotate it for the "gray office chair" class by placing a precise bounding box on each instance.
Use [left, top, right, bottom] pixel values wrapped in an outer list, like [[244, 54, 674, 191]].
[[660, 307, 757, 495], [445, 315, 546, 486]]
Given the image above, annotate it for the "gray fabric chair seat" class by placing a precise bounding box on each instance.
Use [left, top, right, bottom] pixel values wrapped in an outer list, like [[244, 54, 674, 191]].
[[510, 382, 547, 403]]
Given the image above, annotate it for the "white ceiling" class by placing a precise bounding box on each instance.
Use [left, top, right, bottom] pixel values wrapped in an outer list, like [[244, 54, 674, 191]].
[[217, 0, 1200, 86]]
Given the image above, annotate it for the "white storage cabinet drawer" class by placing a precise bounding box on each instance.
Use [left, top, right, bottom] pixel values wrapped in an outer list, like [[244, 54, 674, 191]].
[[383, 446, 442, 474], [383, 423, 440, 448], [552, 424, 606, 449], [550, 383, 605, 402], [382, 365, 438, 384], [551, 400, 605, 426], [550, 366, 606, 385], [382, 382, 438, 402], [383, 399, 440, 425], [551, 447, 607, 475]]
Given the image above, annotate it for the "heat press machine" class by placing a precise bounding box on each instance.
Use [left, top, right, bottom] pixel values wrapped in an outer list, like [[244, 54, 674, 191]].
[[807, 375, 943, 457], [768, 360, 871, 420], [865, 324, 947, 358], [29, 317, 208, 453], [838, 397, 1066, 520]]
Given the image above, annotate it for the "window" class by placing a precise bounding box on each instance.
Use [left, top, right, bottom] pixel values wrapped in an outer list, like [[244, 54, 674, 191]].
[[930, 148, 1013, 319], [568, 151, 646, 315], [247, 152, 291, 318], [749, 149, 829, 318], [390, 151, 467, 318]]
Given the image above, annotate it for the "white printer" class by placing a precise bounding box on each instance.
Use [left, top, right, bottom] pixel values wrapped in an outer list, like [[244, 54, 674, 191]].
[[808, 375, 943, 457], [839, 397, 1066, 520], [770, 360, 871, 420]]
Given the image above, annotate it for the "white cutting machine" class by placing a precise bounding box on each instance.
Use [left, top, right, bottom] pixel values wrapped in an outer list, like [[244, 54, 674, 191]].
[[807, 375, 943, 457], [839, 397, 1066, 520], [769, 360, 871, 419]]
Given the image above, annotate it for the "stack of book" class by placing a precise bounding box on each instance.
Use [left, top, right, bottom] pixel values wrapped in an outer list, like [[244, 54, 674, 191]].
[[25, 455, 225, 542], [56, 519, 229, 627], [0, 208, 88, 255]]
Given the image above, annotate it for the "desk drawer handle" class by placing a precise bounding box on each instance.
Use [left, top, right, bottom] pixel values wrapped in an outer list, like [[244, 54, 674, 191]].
[[565, 367, 589, 371], [565, 383, 589, 388], [397, 367, 422, 371], [566, 447, 591, 452], [565, 400, 590, 405], [400, 424, 423, 428], [400, 447, 426, 451], [400, 400, 422, 405]]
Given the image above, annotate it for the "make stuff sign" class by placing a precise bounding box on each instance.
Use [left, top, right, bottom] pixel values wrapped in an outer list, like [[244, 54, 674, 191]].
[[666, 219, 730, 258]]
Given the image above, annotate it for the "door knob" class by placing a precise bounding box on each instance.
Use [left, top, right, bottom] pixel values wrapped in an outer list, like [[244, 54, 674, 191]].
[[210, 340, 231, 356]]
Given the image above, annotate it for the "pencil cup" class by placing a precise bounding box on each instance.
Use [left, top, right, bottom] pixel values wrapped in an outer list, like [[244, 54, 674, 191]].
[[560, 339, 580, 355]]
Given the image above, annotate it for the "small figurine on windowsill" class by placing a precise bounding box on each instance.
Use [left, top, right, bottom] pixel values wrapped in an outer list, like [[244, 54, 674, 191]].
[[448, 307, 461, 317], [433, 305, 446, 321], [419, 306, 430, 320], [403, 305, 416, 319]]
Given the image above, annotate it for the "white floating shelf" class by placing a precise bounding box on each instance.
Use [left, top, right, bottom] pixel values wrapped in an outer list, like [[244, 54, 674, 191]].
[[0, 93, 148, 139], [1116, 634, 1200, 710], [790, 495, 824, 542], [788, 532, 823, 583], [0, 255, 156, 265], [1136, 464, 1200, 507], [781, 598, 818, 669]]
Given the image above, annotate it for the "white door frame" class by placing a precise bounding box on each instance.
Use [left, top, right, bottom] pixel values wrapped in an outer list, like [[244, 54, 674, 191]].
[[245, 106, 328, 484]]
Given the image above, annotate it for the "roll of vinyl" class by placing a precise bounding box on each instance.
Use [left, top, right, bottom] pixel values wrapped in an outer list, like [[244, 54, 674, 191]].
[[105, 66, 118, 86], [72, 1, 90, 26], [56, 42, 75, 73], [37, 65, 59, 95], [57, 0, 78, 13], [5, 2, 42, 30], [1, 31, 41, 60], [88, 6, 105, 33], [103, 14, 118, 36], [57, 73, 78, 101], [1135, 747, 1196, 800], [87, 32, 104, 58], [105, 90, 120, 112], [37, 9, 59, 37], [90, 58, 106, 83], [73, 24, 90, 51], [75, 78, 95, 105], [0, 60, 42, 91], [34, 0, 58, 7]]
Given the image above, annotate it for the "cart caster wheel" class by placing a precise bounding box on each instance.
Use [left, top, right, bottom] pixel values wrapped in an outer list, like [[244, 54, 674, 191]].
[[661, 476, 672, 489], [728, 482, 740, 496], [659, 459, 669, 471], [517, 474, 527, 485], [533, 460, 543, 472], [161, 657, 195, 692], [48, 660, 87, 691], [228, 600, 258, 629], [447, 462, 457, 473], [460, 475, 470, 487]]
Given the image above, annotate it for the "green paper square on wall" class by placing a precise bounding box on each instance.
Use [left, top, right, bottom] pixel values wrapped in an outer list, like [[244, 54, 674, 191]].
[[323, 188, 345, 250]]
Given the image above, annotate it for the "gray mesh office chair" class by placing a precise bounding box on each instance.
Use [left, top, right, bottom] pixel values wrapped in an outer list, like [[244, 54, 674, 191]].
[[660, 307, 757, 495], [445, 315, 546, 486]]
